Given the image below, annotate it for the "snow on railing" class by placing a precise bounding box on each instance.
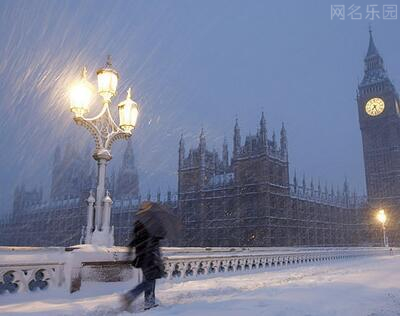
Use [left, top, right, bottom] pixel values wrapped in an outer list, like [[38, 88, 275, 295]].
[[162, 247, 391, 279], [0, 247, 394, 295]]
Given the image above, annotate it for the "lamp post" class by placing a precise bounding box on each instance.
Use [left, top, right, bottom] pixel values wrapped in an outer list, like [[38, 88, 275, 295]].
[[69, 56, 139, 246], [376, 209, 388, 247]]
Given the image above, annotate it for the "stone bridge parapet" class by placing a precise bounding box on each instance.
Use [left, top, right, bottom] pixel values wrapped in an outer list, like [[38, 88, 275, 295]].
[[0, 246, 395, 294]]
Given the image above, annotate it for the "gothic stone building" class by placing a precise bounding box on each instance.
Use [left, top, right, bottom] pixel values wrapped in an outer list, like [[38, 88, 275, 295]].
[[177, 116, 369, 247]]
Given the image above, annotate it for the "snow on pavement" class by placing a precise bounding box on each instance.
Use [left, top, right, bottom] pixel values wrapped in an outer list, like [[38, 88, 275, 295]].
[[1, 254, 400, 316]]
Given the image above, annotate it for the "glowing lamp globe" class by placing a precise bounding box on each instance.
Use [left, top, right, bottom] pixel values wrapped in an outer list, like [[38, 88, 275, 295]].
[[96, 56, 119, 103], [118, 88, 139, 133], [69, 67, 93, 117], [377, 209, 387, 224]]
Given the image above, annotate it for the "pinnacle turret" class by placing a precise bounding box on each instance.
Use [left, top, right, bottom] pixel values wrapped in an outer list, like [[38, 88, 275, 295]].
[[259, 112, 267, 146], [179, 134, 185, 148], [271, 131, 277, 151], [222, 137, 229, 169], [199, 128, 206, 152], [310, 178, 314, 196], [179, 134, 185, 169], [233, 118, 241, 157], [317, 180, 321, 196], [280, 122, 288, 160]]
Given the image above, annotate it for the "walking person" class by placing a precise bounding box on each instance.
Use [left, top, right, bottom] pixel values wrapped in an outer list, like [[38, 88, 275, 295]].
[[121, 201, 180, 311]]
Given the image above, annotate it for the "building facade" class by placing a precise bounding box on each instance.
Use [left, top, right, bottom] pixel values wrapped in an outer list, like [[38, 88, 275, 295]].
[[177, 116, 371, 247]]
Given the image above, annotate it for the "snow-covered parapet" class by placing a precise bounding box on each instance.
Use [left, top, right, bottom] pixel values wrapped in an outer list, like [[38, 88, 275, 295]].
[[0, 245, 139, 294], [0, 247, 66, 294], [162, 247, 393, 279], [0, 246, 394, 295]]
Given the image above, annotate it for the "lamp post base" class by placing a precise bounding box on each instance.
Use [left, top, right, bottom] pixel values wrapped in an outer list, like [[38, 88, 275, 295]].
[[91, 227, 115, 247]]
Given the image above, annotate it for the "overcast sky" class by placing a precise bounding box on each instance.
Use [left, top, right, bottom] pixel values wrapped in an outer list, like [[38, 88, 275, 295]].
[[1, 0, 400, 214]]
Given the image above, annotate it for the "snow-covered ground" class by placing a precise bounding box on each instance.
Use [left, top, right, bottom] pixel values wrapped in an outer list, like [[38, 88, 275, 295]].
[[1, 254, 400, 316]]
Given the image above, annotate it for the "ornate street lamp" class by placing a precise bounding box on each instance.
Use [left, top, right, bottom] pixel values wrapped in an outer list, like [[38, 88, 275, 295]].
[[69, 56, 139, 246], [376, 209, 388, 247]]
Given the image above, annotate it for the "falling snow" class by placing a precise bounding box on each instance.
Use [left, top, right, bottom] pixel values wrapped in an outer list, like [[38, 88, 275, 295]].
[[2, 1, 399, 216]]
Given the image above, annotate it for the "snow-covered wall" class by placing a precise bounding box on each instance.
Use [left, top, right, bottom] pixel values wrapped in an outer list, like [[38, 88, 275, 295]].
[[0, 246, 394, 295]]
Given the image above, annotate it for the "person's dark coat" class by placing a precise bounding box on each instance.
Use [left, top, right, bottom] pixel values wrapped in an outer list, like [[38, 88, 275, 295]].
[[128, 220, 165, 280]]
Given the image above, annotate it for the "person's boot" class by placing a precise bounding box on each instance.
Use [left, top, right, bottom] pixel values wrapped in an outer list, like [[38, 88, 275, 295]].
[[144, 296, 158, 310], [144, 303, 159, 310]]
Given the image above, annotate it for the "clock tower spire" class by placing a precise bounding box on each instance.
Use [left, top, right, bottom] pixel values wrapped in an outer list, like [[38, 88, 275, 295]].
[[360, 28, 390, 90], [357, 29, 400, 209]]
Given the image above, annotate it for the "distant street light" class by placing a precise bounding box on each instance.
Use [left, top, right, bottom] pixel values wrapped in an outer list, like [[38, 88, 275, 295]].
[[376, 209, 388, 247], [69, 56, 139, 246]]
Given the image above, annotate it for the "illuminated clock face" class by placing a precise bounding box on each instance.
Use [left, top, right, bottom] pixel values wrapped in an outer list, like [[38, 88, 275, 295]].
[[365, 97, 385, 116]]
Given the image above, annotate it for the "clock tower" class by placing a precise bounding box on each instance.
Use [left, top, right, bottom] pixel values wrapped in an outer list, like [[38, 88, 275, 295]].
[[357, 29, 400, 211]]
